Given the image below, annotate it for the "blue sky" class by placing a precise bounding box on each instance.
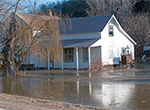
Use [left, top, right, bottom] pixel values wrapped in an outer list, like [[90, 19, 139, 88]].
[[36, 0, 64, 6], [21, 0, 64, 13]]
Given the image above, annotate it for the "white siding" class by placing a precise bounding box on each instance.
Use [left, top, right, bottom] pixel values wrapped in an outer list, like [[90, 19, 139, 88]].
[[90, 38, 102, 47], [60, 32, 101, 40], [101, 21, 135, 65], [30, 53, 47, 68]]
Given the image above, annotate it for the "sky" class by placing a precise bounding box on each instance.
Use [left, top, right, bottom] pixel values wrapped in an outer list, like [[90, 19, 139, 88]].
[[20, 0, 64, 13], [36, 0, 64, 6]]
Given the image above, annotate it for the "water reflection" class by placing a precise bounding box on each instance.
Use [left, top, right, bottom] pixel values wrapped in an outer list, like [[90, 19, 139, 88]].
[[0, 71, 150, 110], [136, 59, 150, 70], [1, 76, 30, 96], [102, 83, 134, 107]]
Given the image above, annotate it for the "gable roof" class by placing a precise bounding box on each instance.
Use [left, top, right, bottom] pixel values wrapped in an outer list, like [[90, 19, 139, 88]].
[[14, 13, 112, 33], [58, 14, 113, 35], [12, 13, 136, 45], [15, 12, 60, 30], [111, 15, 137, 45]]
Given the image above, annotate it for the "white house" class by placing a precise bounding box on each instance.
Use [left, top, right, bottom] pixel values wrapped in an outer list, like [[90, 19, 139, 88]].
[[9, 13, 137, 70]]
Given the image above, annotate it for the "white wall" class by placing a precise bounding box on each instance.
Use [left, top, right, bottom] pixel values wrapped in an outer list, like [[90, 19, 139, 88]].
[[29, 53, 47, 68], [101, 20, 135, 65], [60, 32, 101, 40]]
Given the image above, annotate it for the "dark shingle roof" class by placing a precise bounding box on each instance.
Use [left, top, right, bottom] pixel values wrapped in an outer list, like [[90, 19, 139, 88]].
[[58, 14, 113, 34], [62, 38, 100, 48]]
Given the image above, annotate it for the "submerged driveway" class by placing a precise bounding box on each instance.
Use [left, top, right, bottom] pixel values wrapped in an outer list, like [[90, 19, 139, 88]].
[[0, 62, 150, 110]]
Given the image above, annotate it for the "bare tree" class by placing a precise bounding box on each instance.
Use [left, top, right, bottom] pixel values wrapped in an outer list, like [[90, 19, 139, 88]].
[[86, 0, 150, 58], [121, 13, 150, 58], [0, 0, 62, 76], [86, 0, 136, 16]]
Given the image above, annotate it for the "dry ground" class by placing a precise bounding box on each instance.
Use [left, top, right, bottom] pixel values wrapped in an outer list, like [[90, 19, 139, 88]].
[[0, 93, 113, 110]]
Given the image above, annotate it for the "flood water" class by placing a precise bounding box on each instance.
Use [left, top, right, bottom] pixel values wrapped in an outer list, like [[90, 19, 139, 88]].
[[0, 61, 150, 110]]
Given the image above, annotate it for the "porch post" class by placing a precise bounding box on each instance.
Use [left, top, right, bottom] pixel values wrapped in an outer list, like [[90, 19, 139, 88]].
[[61, 49, 64, 70], [88, 47, 91, 70], [77, 80, 80, 94], [76, 47, 79, 71], [89, 82, 92, 96], [47, 49, 50, 70]]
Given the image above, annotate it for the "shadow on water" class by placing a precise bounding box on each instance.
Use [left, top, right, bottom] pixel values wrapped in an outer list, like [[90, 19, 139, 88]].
[[0, 65, 150, 110]]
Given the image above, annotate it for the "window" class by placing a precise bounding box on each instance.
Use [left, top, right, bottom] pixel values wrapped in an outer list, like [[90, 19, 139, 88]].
[[63, 48, 74, 62], [109, 25, 114, 37], [83, 48, 88, 62], [122, 48, 126, 55], [126, 46, 130, 55], [121, 46, 130, 55], [126, 49, 130, 54]]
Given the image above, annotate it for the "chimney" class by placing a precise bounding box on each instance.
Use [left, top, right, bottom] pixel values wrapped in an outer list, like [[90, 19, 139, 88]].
[[49, 9, 53, 16], [34, 2, 36, 14]]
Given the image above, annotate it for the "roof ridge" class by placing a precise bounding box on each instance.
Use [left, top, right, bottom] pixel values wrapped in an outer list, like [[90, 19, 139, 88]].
[[15, 12, 61, 20], [59, 14, 113, 21], [62, 38, 99, 41], [15, 12, 50, 17], [58, 14, 113, 34]]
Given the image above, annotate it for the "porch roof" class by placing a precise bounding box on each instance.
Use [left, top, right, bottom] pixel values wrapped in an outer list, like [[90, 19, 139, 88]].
[[62, 38, 100, 48]]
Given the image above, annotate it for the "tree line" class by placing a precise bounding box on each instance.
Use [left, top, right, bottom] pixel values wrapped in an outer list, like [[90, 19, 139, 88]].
[[36, 0, 150, 58]]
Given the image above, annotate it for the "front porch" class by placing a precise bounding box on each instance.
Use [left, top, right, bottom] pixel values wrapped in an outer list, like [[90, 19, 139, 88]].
[[49, 46, 101, 70], [60, 47, 91, 71], [28, 39, 101, 70]]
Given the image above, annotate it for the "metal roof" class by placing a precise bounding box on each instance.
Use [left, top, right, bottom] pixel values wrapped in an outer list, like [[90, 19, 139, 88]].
[[58, 14, 113, 35], [62, 38, 100, 48], [37, 38, 100, 48]]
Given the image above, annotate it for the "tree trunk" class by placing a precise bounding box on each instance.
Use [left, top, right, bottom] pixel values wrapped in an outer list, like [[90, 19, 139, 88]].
[[2, 44, 18, 76], [1, 16, 19, 76]]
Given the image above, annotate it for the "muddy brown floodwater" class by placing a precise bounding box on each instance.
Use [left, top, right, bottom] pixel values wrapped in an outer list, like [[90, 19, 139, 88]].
[[0, 60, 150, 110]]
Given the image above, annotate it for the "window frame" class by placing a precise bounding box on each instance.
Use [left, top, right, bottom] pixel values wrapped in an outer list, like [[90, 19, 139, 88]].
[[121, 47, 130, 55], [109, 25, 114, 37], [83, 48, 88, 62], [121, 47, 126, 55], [63, 48, 74, 62], [126, 49, 130, 55]]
